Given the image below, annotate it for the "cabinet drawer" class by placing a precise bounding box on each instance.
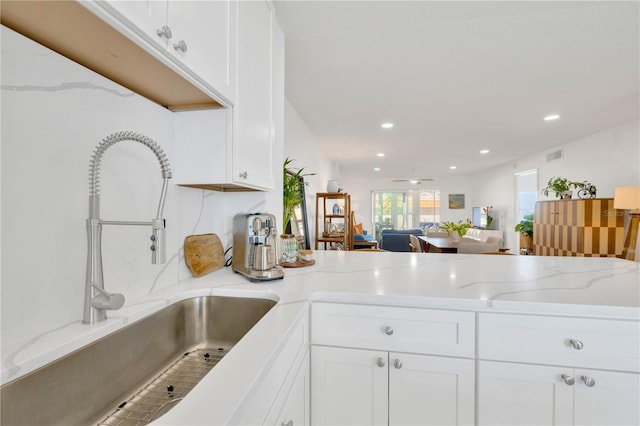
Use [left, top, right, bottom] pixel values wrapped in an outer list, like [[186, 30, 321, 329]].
[[311, 303, 475, 358], [479, 313, 640, 372]]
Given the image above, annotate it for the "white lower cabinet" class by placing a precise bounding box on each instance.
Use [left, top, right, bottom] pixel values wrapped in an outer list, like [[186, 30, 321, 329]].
[[388, 352, 474, 426], [311, 346, 475, 425], [310, 303, 476, 425], [311, 346, 388, 426], [478, 313, 640, 426], [478, 361, 640, 426], [267, 351, 310, 426]]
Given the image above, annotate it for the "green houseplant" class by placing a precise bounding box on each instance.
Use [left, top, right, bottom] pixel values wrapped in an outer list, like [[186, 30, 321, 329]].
[[541, 177, 573, 199], [515, 214, 534, 254], [439, 221, 471, 238], [515, 214, 533, 238], [283, 157, 314, 233]]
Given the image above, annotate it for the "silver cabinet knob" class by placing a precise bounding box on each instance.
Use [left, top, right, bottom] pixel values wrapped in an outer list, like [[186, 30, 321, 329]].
[[561, 374, 575, 385], [239, 171, 248, 179], [569, 339, 584, 350], [581, 376, 596, 387], [376, 357, 386, 368], [173, 40, 188, 53], [281, 421, 293, 426], [394, 359, 403, 369], [156, 25, 172, 40], [384, 326, 394, 336]]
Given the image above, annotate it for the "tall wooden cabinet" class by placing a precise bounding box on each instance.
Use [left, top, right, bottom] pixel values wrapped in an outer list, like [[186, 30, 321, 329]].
[[315, 192, 352, 250], [533, 198, 624, 257]]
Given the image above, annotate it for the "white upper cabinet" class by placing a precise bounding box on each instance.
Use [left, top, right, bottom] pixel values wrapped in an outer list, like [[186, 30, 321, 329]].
[[232, 0, 276, 189], [173, 0, 281, 191], [94, 0, 237, 104]]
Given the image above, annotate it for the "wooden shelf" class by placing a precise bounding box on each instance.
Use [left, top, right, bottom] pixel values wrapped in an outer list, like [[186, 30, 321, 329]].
[[315, 192, 352, 250]]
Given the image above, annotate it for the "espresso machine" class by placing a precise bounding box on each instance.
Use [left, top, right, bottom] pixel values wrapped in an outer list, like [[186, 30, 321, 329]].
[[232, 213, 284, 282]]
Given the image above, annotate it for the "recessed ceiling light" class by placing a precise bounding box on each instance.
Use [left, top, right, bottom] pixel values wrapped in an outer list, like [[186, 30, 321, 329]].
[[374, 167, 381, 171], [381, 122, 394, 129], [409, 179, 418, 184], [377, 153, 385, 157], [544, 114, 560, 121], [450, 166, 457, 170], [480, 149, 490, 154]]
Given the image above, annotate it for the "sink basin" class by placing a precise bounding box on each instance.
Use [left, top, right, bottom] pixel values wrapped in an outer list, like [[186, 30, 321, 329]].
[[0, 295, 277, 426]]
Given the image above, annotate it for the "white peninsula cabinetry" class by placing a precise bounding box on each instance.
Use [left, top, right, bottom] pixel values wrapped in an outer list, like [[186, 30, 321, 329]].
[[93, 0, 237, 104], [311, 303, 476, 426], [478, 313, 640, 425]]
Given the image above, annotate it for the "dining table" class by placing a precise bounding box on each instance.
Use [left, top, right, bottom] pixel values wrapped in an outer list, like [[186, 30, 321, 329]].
[[418, 236, 459, 253]]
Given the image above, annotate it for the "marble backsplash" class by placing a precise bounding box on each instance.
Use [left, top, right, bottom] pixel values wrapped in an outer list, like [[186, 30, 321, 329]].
[[0, 26, 277, 351]]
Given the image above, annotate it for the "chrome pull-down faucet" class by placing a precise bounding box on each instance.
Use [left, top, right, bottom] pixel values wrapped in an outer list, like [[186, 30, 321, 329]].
[[83, 131, 172, 324]]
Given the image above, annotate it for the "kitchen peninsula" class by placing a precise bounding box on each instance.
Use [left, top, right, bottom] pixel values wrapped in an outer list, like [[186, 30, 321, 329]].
[[2, 252, 639, 425]]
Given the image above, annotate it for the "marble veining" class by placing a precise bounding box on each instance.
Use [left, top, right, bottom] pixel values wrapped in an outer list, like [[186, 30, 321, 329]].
[[0, 82, 135, 97], [2, 252, 639, 386]]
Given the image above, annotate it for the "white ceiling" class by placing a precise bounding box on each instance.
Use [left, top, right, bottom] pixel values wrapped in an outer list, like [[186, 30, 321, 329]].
[[274, 1, 639, 182]]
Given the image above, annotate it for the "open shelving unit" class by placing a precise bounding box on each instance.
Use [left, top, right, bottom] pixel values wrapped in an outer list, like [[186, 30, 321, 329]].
[[315, 192, 352, 250]]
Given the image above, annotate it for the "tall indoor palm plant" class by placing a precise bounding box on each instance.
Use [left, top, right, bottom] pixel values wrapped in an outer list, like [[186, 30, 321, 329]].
[[283, 157, 314, 233]]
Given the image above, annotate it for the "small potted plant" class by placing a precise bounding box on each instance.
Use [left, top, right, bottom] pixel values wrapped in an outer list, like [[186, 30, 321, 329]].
[[541, 177, 573, 199]]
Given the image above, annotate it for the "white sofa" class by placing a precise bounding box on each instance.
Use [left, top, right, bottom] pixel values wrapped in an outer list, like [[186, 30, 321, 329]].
[[457, 229, 504, 254]]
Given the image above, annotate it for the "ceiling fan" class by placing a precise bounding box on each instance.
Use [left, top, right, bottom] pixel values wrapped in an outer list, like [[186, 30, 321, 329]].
[[391, 178, 434, 184]]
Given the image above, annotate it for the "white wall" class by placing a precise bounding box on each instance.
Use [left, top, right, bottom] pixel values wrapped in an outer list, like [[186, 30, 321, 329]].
[[283, 100, 332, 246], [0, 27, 280, 349]]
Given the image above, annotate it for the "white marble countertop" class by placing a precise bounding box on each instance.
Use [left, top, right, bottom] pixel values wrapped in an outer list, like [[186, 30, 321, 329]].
[[2, 252, 639, 423]]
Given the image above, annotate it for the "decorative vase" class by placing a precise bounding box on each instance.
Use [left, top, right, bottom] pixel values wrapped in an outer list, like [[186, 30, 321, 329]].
[[450, 232, 460, 242], [327, 180, 338, 193], [560, 190, 573, 200]]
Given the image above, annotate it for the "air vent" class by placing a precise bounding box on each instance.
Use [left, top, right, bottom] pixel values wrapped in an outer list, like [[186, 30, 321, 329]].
[[546, 150, 563, 162]]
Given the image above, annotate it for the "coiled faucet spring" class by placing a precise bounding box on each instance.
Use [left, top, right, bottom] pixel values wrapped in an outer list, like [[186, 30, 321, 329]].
[[83, 131, 172, 324]]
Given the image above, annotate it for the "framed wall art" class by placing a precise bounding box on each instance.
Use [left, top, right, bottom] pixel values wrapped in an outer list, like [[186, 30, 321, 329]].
[[448, 194, 465, 209]]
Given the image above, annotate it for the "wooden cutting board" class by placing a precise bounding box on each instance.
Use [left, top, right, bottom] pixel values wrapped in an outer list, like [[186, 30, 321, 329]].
[[184, 233, 225, 277]]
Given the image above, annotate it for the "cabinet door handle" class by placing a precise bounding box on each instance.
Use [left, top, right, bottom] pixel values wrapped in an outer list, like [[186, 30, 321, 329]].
[[281, 421, 293, 426], [156, 25, 173, 40], [173, 40, 188, 53], [393, 359, 403, 369], [581, 376, 596, 387], [239, 171, 248, 179], [561, 374, 575, 385], [569, 339, 584, 350], [376, 357, 386, 368], [383, 326, 394, 336]]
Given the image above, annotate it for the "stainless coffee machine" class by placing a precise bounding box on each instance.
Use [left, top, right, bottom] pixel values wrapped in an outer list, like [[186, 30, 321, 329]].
[[232, 213, 284, 282]]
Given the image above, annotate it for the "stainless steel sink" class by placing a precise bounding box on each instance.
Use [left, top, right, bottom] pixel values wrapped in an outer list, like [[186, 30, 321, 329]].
[[0, 295, 277, 426]]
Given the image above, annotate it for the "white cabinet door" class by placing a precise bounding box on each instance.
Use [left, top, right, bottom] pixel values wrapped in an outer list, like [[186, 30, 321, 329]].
[[167, 0, 236, 103], [478, 361, 573, 426], [102, 0, 168, 47], [233, 0, 274, 189], [389, 353, 474, 426], [273, 352, 310, 426], [311, 346, 388, 426], [573, 369, 640, 426], [99, 0, 236, 103]]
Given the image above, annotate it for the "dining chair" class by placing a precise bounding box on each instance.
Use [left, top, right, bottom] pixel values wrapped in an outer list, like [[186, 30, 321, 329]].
[[409, 234, 424, 253]]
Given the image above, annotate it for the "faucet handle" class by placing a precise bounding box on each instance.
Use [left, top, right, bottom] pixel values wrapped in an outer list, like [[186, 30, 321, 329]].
[[151, 219, 166, 264], [90, 284, 125, 310]]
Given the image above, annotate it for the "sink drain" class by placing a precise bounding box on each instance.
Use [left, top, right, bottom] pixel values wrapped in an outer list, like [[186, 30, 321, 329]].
[[98, 348, 227, 425]]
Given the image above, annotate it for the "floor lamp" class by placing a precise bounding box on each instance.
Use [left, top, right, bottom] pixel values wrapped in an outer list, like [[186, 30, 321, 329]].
[[614, 186, 640, 261]]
